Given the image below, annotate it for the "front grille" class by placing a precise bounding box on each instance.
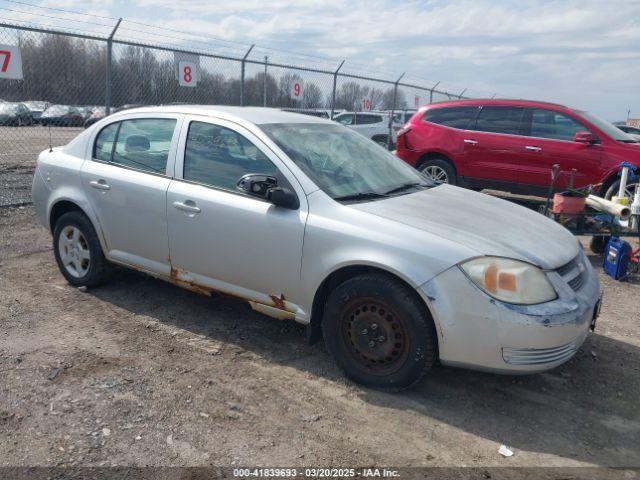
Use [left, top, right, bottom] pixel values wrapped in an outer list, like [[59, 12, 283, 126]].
[[503, 339, 581, 365], [555, 253, 587, 292]]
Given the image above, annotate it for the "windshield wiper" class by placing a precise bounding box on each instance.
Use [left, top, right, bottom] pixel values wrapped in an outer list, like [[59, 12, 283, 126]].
[[383, 182, 427, 195], [333, 191, 388, 202]]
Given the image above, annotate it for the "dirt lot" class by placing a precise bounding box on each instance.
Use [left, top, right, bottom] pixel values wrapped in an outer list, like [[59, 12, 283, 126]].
[[1, 205, 639, 474]]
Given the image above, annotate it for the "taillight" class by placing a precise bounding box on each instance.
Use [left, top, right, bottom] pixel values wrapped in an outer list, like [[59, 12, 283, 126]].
[[396, 126, 411, 150]]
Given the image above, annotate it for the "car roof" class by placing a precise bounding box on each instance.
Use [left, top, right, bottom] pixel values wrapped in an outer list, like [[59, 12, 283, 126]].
[[423, 98, 573, 111], [113, 105, 334, 125]]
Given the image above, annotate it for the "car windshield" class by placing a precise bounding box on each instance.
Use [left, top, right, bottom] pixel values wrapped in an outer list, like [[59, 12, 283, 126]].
[[260, 122, 430, 200], [45, 105, 69, 115], [576, 110, 639, 143]]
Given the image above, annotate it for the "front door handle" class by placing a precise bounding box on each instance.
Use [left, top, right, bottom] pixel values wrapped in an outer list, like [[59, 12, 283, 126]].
[[89, 179, 110, 191], [525, 145, 542, 152], [173, 200, 201, 214], [463, 139, 478, 145]]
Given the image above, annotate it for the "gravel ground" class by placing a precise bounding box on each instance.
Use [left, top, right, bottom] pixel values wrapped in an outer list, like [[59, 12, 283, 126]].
[[0, 126, 82, 207], [1, 204, 639, 476]]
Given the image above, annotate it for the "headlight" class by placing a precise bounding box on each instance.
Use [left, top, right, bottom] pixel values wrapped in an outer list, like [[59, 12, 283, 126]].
[[459, 257, 557, 305]]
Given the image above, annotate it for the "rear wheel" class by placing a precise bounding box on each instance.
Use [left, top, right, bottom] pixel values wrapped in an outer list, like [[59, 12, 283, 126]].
[[53, 211, 108, 288], [604, 179, 639, 201], [418, 158, 456, 185], [322, 273, 438, 391]]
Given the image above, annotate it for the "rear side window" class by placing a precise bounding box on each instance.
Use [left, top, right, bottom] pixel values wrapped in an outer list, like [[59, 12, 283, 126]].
[[422, 107, 478, 129], [94, 119, 176, 174], [355, 114, 382, 124], [474, 106, 525, 135], [183, 121, 278, 191], [334, 113, 353, 125], [527, 109, 587, 141]]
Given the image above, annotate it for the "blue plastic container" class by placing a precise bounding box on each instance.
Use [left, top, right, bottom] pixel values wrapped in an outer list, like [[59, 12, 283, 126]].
[[603, 237, 632, 280]]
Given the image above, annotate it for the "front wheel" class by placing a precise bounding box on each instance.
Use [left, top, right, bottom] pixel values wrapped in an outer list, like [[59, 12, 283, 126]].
[[53, 211, 108, 288], [322, 273, 438, 391], [603, 179, 639, 200], [417, 158, 456, 185]]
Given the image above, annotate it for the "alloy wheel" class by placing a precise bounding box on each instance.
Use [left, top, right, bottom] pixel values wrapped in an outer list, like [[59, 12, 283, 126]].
[[420, 165, 449, 184], [58, 226, 91, 278]]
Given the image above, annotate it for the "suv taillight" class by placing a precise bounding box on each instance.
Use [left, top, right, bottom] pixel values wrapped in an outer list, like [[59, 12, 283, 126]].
[[397, 125, 411, 137]]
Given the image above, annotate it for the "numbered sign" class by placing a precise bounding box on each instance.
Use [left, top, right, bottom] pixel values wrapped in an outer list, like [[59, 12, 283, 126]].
[[178, 61, 198, 87], [361, 98, 372, 111], [290, 80, 303, 100], [414, 95, 421, 108], [0, 45, 23, 80]]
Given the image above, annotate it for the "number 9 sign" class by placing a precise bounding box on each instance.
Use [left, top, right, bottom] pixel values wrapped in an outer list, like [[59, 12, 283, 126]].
[[290, 80, 303, 100], [178, 61, 198, 87]]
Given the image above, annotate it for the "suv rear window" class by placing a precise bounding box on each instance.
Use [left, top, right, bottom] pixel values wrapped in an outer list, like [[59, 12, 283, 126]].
[[474, 106, 525, 135], [422, 107, 478, 129]]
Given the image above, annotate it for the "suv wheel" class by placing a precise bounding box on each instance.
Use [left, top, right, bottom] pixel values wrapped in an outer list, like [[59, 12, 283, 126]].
[[418, 158, 456, 185], [53, 211, 108, 288], [322, 273, 438, 391], [604, 179, 639, 201]]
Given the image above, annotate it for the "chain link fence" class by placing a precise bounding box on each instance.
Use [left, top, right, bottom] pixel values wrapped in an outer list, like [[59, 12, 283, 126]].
[[0, 21, 481, 207]]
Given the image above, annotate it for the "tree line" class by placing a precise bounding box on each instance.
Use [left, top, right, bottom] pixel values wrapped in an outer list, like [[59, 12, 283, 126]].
[[0, 33, 408, 111]]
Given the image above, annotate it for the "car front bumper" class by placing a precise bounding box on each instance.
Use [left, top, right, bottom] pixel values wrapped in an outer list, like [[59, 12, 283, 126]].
[[418, 251, 601, 374]]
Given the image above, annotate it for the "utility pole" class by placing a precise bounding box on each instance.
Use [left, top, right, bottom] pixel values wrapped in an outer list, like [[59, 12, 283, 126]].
[[429, 81, 440, 104], [239, 44, 254, 106], [105, 18, 122, 115], [330, 60, 345, 119], [263, 56, 268, 107]]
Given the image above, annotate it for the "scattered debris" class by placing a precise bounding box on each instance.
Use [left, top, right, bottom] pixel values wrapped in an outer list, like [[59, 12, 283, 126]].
[[301, 414, 321, 423], [77, 286, 87, 292], [47, 367, 61, 380], [166, 434, 174, 445], [102, 427, 111, 437], [199, 412, 210, 418], [498, 445, 514, 457]]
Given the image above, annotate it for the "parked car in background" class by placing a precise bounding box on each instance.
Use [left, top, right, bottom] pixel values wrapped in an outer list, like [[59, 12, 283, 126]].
[[40, 105, 84, 127], [396, 99, 640, 199], [32, 105, 601, 390], [0, 102, 34, 126], [23, 101, 48, 122], [615, 123, 640, 140], [396, 109, 417, 124], [333, 111, 402, 147], [83, 104, 142, 128]]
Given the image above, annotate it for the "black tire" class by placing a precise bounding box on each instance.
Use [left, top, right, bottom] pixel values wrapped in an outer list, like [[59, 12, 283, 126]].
[[417, 158, 457, 185], [53, 211, 108, 288], [322, 273, 438, 391], [372, 135, 390, 149], [603, 179, 639, 200], [590, 236, 609, 254]]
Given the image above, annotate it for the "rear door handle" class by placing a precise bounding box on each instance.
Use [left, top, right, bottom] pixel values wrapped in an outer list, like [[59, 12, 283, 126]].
[[525, 145, 542, 152], [463, 139, 478, 145], [89, 179, 110, 191], [173, 200, 201, 214]]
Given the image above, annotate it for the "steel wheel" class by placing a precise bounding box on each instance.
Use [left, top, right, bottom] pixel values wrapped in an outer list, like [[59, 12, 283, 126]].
[[341, 298, 410, 376], [419, 164, 449, 184], [58, 225, 91, 278]]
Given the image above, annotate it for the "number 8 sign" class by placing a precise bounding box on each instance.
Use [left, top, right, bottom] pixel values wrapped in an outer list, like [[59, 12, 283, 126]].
[[290, 80, 303, 100], [0, 45, 23, 80], [178, 61, 198, 87]]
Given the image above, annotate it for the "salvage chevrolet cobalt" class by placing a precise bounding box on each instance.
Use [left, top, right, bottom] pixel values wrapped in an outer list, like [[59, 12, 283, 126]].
[[32, 106, 601, 390]]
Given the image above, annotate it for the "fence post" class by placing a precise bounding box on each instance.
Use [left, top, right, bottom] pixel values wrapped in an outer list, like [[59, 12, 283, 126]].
[[330, 60, 345, 119], [458, 88, 467, 99], [105, 18, 122, 115], [262, 56, 268, 107], [240, 44, 254, 106], [388, 72, 405, 150], [429, 81, 440, 104]]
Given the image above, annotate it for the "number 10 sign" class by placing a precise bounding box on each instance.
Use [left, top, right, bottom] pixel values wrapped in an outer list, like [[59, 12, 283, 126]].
[[0, 45, 23, 80]]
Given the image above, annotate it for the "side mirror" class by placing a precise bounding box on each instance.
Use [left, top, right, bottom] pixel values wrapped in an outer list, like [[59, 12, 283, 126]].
[[236, 173, 278, 198], [573, 131, 597, 144], [266, 186, 299, 210]]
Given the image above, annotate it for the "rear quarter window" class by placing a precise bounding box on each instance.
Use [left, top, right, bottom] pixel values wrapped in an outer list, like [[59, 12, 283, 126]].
[[422, 106, 478, 129]]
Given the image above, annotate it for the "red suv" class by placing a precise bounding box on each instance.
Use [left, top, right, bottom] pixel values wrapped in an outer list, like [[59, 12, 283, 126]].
[[396, 99, 640, 198]]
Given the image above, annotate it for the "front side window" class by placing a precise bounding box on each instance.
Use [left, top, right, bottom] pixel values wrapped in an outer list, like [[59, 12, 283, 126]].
[[355, 114, 382, 125], [93, 118, 176, 174], [474, 106, 525, 135], [422, 106, 478, 130], [527, 109, 587, 141], [183, 121, 278, 191]]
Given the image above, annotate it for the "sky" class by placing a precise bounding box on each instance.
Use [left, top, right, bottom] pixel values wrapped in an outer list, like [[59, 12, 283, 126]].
[[1, 0, 639, 120]]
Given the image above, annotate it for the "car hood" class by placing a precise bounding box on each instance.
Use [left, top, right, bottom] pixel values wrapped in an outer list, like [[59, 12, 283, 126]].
[[350, 185, 579, 270]]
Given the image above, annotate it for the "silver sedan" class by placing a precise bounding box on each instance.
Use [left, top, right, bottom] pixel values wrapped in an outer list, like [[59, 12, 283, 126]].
[[32, 106, 601, 390]]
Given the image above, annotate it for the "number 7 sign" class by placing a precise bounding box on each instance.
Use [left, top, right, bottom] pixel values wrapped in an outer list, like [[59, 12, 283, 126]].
[[0, 45, 23, 80]]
